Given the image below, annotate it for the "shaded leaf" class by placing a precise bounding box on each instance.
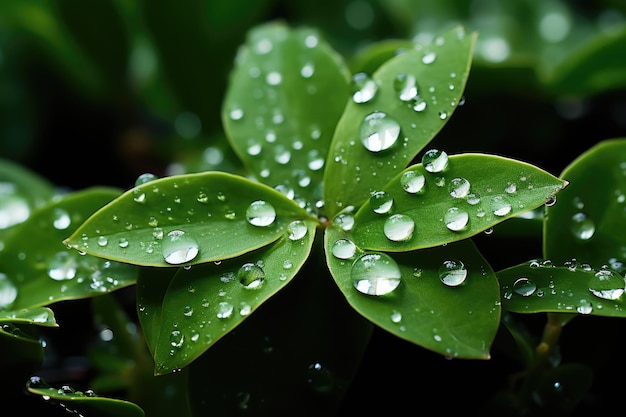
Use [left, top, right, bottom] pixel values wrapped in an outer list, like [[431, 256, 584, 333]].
[[0, 307, 57, 327], [222, 21, 350, 212], [324, 25, 476, 217], [350, 153, 567, 251], [64, 172, 315, 267], [144, 220, 317, 374], [0, 188, 136, 310], [544, 138, 626, 267], [498, 261, 626, 317], [325, 226, 500, 359]]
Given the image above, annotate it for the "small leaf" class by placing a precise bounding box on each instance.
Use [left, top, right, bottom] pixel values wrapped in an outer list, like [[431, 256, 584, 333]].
[[498, 260, 626, 317], [325, 226, 500, 359], [0, 307, 57, 327], [63, 172, 315, 267], [0, 187, 136, 310], [350, 153, 567, 251], [324, 25, 476, 217], [223, 21, 350, 212], [544, 138, 626, 268], [145, 220, 317, 374]]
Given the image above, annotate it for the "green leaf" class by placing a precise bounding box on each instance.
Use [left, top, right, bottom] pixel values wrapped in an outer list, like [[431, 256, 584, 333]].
[[64, 172, 316, 267], [498, 261, 626, 317], [27, 379, 145, 417], [325, 226, 500, 359], [143, 220, 316, 374], [349, 153, 567, 252], [0, 187, 136, 310], [542, 26, 626, 96], [222, 21, 350, 212], [544, 138, 626, 267], [0, 307, 57, 327], [323, 25, 476, 217]]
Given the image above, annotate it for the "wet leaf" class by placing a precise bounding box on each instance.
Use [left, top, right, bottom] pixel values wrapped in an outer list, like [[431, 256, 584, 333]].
[[498, 260, 626, 317], [325, 226, 500, 359], [63, 172, 316, 267], [349, 153, 567, 251], [140, 220, 317, 374], [544, 138, 626, 269], [0, 187, 136, 310], [0, 307, 57, 327], [324, 25, 476, 217], [222, 21, 350, 213]]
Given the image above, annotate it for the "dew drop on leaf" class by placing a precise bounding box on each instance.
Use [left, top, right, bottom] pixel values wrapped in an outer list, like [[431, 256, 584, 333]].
[[162, 230, 199, 264], [422, 149, 448, 173], [439, 259, 467, 287], [588, 268, 624, 300], [287, 220, 308, 240], [351, 72, 377, 104], [0, 273, 17, 309], [135, 173, 158, 186], [52, 208, 71, 230], [491, 195, 512, 216], [246, 200, 276, 227], [449, 177, 470, 198], [400, 170, 426, 194], [47, 252, 77, 281], [351, 252, 401, 296], [370, 191, 394, 214], [394, 73, 419, 102], [217, 301, 234, 319], [237, 262, 265, 289], [359, 111, 400, 152], [512, 277, 536, 296], [444, 207, 469, 231], [571, 212, 595, 240], [383, 214, 414, 241], [331, 238, 356, 259]]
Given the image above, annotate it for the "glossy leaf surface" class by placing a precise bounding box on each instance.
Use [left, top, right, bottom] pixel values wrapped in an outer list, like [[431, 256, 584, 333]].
[[0, 188, 136, 310], [64, 172, 315, 267], [498, 261, 626, 317], [325, 226, 500, 359], [544, 138, 626, 268], [350, 153, 567, 251], [222, 21, 350, 212], [139, 220, 317, 374], [324, 25, 476, 217], [0, 306, 57, 327]]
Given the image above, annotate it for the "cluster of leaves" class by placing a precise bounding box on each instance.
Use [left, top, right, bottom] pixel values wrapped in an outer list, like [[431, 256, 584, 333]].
[[1, 1, 626, 416]]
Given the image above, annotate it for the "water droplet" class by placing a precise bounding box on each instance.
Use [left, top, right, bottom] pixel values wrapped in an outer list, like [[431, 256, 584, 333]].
[[400, 170, 426, 194], [305, 362, 335, 394], [97, 236, 108, 247], [0, 273, 18, 309], [491, 196, 512, 216], [588, 268, 624, 300], [413, 98, 427, 112], [331, 238, 356, 259], [513, 277, 536, 296], [449, 177, 470, 198], [266, 71, 282, 85], [370, 191, 394, 214], [237, 262, 265, 289], [333, 213, 354, 231], [390, 310, 402, 323], [47, 252, 77, 281], [439, 259, 467, 287], [444, 207, 469, 231], [422, 149, 448, 173], [466, 192, 481, 205], [162, 230, 200, 264], [360, 111, 400, 152], [246, 200, 276, 227], [422, 51, 436, 64], [52, 208, 71, 230], [351, 72, 377, 103], [571, 212, 595, 240], [383, 214, 414, 241], [135, 173, 158, 186], [287, 220, 308, 240], [393, 73, 418, 101], [351, 252, 402, 296], [217, 301, 234, 319], [577, 299, 593, 314]]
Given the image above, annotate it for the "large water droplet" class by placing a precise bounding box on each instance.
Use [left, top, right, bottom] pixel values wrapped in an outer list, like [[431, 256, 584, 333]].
[[383, 214, 415, 241], [491, 196, 512, 216], [360, 112, 400, 152], [238, 262, 265, 289], [444, 207, 469, 231], [162, 230, 200, 264], [246, 200, 276, 227], [571, 212, 595, 240], [422, 149, 448, 173], [449, 177, 470, 198], [287, 220, 308, 241], [513, 277, 536, 296], [351, 252, 402, 296], [394, 73, 418, 101], [588, 268, 625, 300], [333, 213, 354, 231], [351, 72, 378, 104], [400, 170, 426, 194], [331, 239, 356, 259], [52, 208, 71, 230], [439, 260, 467, 287], [370, 191, 394, 214]]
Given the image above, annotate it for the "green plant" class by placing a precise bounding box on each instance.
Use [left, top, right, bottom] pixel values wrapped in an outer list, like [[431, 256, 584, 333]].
[[1, 2, 626, 416]]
